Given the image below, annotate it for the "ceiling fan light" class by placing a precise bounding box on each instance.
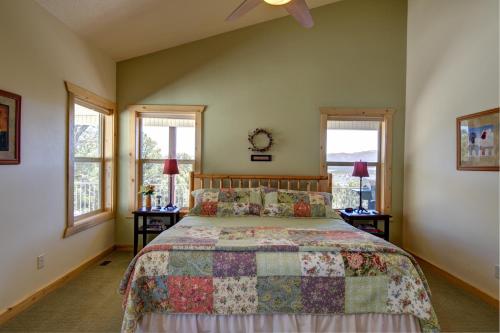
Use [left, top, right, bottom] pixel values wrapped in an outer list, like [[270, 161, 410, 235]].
[[263, 0, 292, 5]]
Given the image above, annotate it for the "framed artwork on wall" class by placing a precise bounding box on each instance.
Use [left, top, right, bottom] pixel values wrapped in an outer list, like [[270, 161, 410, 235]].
[[456, 108, 499, 171], [0, 89, 21, 165]]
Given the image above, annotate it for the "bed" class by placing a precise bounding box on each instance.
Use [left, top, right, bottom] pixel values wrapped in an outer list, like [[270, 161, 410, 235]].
[[119, 173, 439, 333]]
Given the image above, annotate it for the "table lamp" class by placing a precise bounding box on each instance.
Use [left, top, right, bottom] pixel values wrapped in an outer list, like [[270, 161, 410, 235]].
[[352, 160, 369, 213], [163, 158, 179, 210]]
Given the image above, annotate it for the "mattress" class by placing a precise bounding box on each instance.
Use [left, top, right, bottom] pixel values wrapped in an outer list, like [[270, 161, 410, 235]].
[[120, 216, 439, 333]]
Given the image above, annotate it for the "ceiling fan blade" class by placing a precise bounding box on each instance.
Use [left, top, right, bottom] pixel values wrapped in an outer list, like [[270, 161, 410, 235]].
[[226, 0, 262, 21], [284, 0, 314, 28]]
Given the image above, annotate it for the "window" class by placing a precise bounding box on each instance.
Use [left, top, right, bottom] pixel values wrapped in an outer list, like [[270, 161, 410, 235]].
[[74, 104, 103, 216], [139, 116, 195, 208], [65, 82, 116, 237], [327, 120, 381, 209], [130, 105, 205, 211], [320, 108, 393, 213]]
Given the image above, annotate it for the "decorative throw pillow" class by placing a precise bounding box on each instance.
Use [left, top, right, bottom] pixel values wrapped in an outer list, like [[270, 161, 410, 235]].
[[189, 188, 263, 217], [261, 188, 334, 218]]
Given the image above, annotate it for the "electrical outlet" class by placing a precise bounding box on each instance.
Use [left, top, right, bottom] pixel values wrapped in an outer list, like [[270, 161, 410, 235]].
[[495, 265, 499, 279], [37, 254, 45, 270]]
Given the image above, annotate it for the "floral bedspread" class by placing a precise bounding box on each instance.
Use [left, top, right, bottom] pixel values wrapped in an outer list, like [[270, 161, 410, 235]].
[[119, 216, 439, 333]]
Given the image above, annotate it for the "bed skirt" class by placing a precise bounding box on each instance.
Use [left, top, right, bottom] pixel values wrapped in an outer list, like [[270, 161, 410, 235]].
[[136, 313, 421, 333]]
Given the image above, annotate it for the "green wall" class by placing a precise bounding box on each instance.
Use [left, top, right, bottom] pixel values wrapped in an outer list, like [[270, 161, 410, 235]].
[[116, 0, 407, 245]]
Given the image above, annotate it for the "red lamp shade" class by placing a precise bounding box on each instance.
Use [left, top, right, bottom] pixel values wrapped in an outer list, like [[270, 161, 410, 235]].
[[352, 161, 369, 178], [163, 159, 179, 175]]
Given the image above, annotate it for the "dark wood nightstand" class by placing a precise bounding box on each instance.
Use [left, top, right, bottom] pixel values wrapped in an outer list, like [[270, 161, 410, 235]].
[[339, 209, 391, 241], [132, 207, 180, 255]]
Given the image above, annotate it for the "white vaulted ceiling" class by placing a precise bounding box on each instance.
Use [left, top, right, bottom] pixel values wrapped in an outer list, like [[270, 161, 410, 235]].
[[35, 0, 340, 61]]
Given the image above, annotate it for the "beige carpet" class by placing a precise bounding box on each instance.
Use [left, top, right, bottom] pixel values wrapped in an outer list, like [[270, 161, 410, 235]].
[[0, 251, 498, 332]]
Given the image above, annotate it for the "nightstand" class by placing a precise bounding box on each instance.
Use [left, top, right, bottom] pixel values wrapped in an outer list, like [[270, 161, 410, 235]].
[[132, 207, 180, 255], [339, 209, 391, 241]]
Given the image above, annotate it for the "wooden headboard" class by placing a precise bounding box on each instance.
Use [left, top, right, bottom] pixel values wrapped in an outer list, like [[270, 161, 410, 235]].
[[188, 172, 332, 209]]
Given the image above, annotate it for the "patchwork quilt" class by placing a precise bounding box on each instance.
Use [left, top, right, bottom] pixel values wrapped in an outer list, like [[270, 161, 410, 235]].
[[119, 216, 439, 333]]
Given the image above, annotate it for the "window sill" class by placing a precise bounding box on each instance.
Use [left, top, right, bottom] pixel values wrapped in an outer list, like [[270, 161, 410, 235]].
[[64, 211, 114, 238]]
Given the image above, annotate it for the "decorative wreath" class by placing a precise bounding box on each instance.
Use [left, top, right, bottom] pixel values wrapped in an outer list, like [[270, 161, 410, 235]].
[[248, 128, 274, 152]]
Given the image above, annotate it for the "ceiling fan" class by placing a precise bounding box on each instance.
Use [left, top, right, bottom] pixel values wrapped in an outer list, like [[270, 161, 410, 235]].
[[226, 0, 314, 28]]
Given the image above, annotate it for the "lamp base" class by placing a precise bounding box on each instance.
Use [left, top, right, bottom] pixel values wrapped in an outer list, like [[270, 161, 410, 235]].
[[355, 176, 369, 214], [165, 202, 177, 211], [355, 207, 369, 214], [165, 174, 177, 211]]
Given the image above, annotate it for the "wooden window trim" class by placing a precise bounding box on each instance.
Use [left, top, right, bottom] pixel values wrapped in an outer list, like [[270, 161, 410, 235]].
[[319, 107, 394, 213], [128, 104, 206, 213], [64, 81, 117, 238]]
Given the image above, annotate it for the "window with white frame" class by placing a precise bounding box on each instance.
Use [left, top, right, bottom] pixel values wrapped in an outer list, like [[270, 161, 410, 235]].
[[73, 103, 104, 216], [326, 119, 382, 210], [138, 115, 196, 209]]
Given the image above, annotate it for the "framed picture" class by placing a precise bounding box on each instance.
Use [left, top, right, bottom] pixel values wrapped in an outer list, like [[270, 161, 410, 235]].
[[0, 89, 21, 165], [456, 108, 499, 171]]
